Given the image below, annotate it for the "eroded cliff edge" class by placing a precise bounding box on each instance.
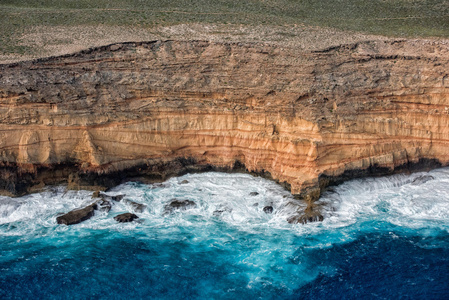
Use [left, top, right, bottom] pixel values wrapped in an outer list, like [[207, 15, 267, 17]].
[[0, 39, 448, 200]]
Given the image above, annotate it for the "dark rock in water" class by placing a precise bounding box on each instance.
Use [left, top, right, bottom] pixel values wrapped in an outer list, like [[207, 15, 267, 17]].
[[114, 213, 139, 223], [57, 197, 113, 225], [111, 194, 125, 202], [411, 175, 434, 185], [56, 203, 97, 225], [180, 180, 189, 184], [213, 206, 232, 216], [151, 183, 169, 189], [263, 206, 273, 214], [95, 199, 112, 212], [99, 192, 125, 202], [253, 203, 259, 207], [123, 199, 146, 213], [287, 205, 323, 224], [249, 192, 259, 196], [164, 199, 196, 214]]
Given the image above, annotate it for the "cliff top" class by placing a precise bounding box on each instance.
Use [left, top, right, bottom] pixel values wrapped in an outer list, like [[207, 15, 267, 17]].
[[1, 0, 448, 63], [0, 24, 392, 64]]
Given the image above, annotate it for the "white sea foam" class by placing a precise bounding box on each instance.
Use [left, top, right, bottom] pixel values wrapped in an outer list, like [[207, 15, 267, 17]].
[[1, 170, 449, 238], [0, 173, 298, 236], [107, 172, 299, 232], [320, 168, 449, 230]]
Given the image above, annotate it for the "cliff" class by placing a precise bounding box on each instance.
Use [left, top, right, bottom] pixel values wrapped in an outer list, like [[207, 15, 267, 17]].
[[0, 39, 448, 200]]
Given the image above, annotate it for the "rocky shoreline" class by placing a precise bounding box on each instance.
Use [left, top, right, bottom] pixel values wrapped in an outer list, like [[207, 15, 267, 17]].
[[55, 185, 313, 225], [0, 157, 441, 224], [1, 39, 449, 223]]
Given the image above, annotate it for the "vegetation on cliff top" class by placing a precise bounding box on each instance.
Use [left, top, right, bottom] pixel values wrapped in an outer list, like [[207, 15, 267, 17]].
[[1, 0, 448, 57]]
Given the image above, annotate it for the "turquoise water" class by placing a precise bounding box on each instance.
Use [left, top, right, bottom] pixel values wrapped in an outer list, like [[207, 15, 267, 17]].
[[1, 171, 449, 299]]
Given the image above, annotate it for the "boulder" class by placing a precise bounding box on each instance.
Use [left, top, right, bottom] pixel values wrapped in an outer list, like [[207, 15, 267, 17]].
[[56, 203, 97, 225], [180, 180, 189, 184], [114, 213, 139, 223], [164, 199, 197, 214], [249, 192, 259, 196], [263, 206, 273, 214]]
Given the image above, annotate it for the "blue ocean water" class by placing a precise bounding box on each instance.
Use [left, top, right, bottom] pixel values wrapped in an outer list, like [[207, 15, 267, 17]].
[[1, 170, 449, 299]]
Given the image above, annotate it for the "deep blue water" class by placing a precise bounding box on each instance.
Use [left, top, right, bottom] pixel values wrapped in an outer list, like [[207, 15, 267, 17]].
[[1, 171, 449, 299]]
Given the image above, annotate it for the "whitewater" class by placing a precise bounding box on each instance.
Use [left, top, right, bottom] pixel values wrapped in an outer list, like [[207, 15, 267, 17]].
[[1, 169, 449, 299]]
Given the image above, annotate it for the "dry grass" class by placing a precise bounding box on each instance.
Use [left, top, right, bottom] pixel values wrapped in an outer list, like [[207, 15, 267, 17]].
[[1, 23, 392, 63], [0, 0, 448, 63]]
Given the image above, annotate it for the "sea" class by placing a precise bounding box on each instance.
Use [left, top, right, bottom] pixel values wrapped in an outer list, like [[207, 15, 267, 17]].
[[1, 169, 449, 299]]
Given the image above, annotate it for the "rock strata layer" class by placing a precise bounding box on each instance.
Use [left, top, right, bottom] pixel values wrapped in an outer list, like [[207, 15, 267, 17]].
[[1, 40, 449, 200]]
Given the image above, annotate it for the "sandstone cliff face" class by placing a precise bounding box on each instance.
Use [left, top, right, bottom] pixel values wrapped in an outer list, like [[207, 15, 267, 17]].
[[0, 40, 448, 197]]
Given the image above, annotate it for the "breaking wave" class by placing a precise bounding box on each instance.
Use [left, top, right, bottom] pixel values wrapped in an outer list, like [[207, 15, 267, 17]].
[[1, 170, 449, 298]]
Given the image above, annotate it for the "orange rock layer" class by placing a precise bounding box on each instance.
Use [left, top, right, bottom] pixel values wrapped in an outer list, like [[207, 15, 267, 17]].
[[0, 40, 448, 197]]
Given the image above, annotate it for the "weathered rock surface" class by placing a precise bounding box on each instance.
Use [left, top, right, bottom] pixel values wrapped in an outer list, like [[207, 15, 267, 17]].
[[56, 203, 97, 225], [1, 39, 449, 201], [164, 199, 197, 214], [114, 212, 138, 223]]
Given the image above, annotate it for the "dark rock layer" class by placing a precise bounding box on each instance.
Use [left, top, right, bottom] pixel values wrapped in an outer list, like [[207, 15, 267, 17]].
[[114, 213, 139, 223]]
